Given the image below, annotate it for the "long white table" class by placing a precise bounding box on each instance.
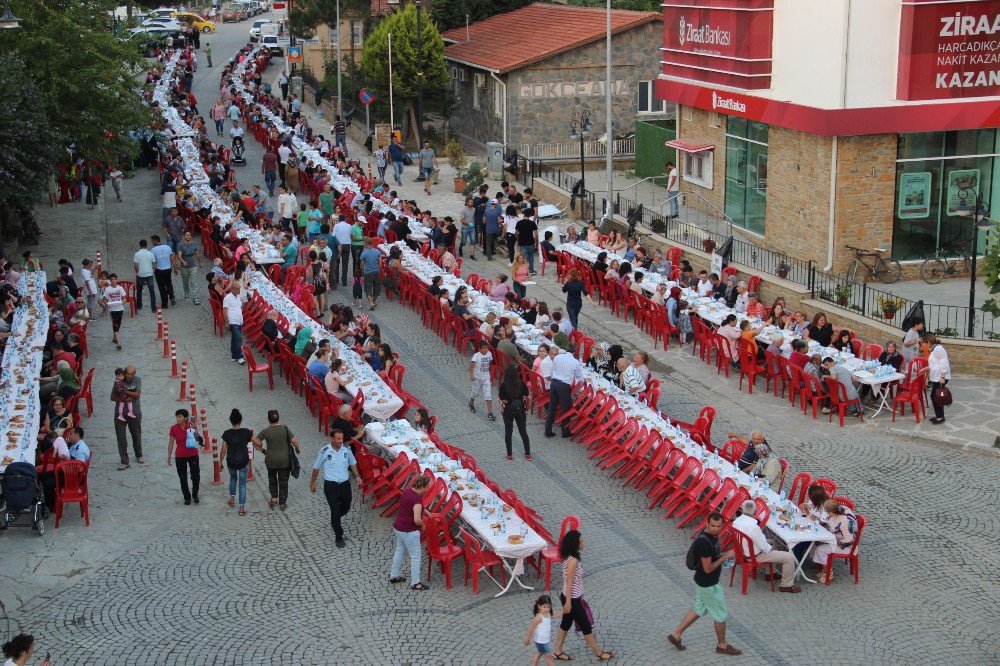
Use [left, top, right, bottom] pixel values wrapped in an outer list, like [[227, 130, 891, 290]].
[[367, 420, 546, 596], [1, 271, 49, 472], [384, 242, 838, 582], [248, 272, 404, 421]]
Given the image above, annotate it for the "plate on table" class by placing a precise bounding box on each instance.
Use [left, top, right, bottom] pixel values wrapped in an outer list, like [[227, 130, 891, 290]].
[[508, 534, 524, 545]]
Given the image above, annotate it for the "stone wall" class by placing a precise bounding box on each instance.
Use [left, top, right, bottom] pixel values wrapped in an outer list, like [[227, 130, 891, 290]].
[[449, 21, 664, 150], [675, 105, 726, 215], [832, 133, 897, 272]]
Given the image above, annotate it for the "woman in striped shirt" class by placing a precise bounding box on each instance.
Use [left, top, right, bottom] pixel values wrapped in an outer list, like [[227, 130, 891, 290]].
[[552, 530, 616, 661]]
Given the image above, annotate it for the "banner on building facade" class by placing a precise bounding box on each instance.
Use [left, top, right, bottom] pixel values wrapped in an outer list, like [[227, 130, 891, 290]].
[[898, 0, 1000, 100]]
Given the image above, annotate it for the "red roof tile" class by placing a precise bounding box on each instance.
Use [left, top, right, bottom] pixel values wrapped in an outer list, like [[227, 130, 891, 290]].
[[442, 2, 660, 74]]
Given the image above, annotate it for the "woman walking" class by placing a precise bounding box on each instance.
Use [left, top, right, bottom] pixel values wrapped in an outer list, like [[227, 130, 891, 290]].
[[553, 530, 616, 662], [167, 408, 201, 505], [220, 408, 260, 515], [561, 270, 594, 331], [498, 363, 531, 461], [388, 475, 430, 590], [919, 333, 951, 424], [254, 409, 301, 510]]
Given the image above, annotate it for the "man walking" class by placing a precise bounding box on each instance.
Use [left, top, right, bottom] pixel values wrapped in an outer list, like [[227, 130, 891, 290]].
[[150, 235, 177, 309], [388, 135, 405, 186], [333, 215, 353, 286], [309, 429, 362, 548], [262, 146, 278, 196], [373, 143, 388, 183], [175, 230, 203, 304], [223, 283, 246, 364], [133, 239, 157, 312], [667, 513, 742, 656], [111, 365, 145, 470], [205, 43, 212, 67], [544, 349, 584, 438], [278, 71, 289, 100], [277, 141, 291, 187], [418, 140, 437, 195], [515, 210, 538, 274], [332, 115, 348, 155], [163, 207, 185, 252], [358, 238, 382, 311], [277, 185, 297, 231]]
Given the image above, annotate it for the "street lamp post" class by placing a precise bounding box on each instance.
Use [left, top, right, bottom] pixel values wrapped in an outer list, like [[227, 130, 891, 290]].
[[0, 0, 21, 29], [956, 191, 996, 337], [569, 110, 592, 211]]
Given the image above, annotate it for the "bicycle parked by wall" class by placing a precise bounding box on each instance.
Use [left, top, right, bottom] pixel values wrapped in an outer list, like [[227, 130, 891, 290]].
[[920, 242, 970, 284], [845, 245, 902, 284]]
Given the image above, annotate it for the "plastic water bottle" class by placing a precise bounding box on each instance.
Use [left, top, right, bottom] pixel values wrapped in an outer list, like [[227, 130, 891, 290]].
[[722, 557, 735, 569], [812, 519, 819, 535]]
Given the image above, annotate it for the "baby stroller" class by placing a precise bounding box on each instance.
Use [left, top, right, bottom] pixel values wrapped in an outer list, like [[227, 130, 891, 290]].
[[231, 135, 247, 166], [0, 462, 47, 536]]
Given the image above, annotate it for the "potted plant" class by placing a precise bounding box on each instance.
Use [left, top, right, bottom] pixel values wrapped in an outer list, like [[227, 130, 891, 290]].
[[460, 161, 486, 199], [702, 238, 717, 253], [876, 293, 905, 319], [444, 139, 468, 193], [834, 282, 852, 306], [776, 259, 790, 279]]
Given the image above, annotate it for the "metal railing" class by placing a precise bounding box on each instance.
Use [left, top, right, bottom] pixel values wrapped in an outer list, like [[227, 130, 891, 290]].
[[523, 158, 597, 223], [518, 137, 634, 161]]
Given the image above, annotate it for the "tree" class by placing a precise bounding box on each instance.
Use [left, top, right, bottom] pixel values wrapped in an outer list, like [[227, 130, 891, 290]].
[[0, 53, 60, 209], [431, 0, 533, 32], [360, 4, 450, 137], [0, 0, 153, 169]]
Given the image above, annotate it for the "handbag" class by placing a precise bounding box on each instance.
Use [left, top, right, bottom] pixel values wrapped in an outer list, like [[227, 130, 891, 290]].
[[932, 384, 953, 406], [285, 426, 301, 478]]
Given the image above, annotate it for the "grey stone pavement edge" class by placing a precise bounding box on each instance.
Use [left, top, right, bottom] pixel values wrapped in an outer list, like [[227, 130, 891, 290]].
[[1, 20, 998, 666]]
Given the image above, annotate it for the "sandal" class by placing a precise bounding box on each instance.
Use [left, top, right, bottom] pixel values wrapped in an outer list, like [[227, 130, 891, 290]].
[[553, 653, 573, 661], [228, 498, 235, 507], [238, 507, 246, 516], [410, 582, 429, 590], [597, 651, 616, 661], [667, 635, 686, 651], [268, 499, 277, 509], [389, 577, 406, 584]]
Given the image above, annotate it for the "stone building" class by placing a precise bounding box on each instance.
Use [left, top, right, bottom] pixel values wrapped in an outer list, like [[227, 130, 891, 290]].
[[442, 3, 666, 153], [656, 0, 1000, 272]]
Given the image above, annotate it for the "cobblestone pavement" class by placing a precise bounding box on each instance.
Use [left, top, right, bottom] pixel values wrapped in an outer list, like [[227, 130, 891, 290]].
[[3, 22, 999, 665]]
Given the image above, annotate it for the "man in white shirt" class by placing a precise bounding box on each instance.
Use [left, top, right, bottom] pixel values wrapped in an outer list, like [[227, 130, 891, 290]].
[[132, 239, 157, 312], [80, 258, 99, 311], [538, 344, 558, 390], [277, 186, 297, 231], [544, 350, 585, 438], [333, 216, 354, 287], [732, 500, 800, 592], [665, 160, 680, 218], [733, 281, 749, 314], [553, 310, 573, 336], [222, 283, 246, 364], [696, 270, 713, 297], [277, 142, 292, 186]]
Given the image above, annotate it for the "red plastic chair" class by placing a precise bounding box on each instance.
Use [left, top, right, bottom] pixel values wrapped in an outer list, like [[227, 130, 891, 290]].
[[824, 377, 864, 426], [78, 368, 95, 418], [789, 472, 812, 505], [861, 343, 883, 361], [813, 478, 838, 495], [823, 514, 866, 585], [831, 496, 856, 510], [721, 266, 738, 281], [849, 338, 863, 357], [719, 438, 747, 465], [737, 343, 766, 394], [425, 515, 463, 589], [460, 528, 506, 594], [746, 275, 761, 293], [241, 345, 274, 391], [777, 457, 789, 493], [800, 373, 826, 419], [729, 529, 775, 595], [54, 460, 90, 527], [536, 515, 580, 591], [892, 373, 927, 423], [764, 351, 787, 397]]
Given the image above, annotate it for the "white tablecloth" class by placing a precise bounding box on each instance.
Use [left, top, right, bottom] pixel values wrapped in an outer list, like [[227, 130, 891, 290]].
[[1, 272, 49, 472], [248, 272, 404, 421], [153, 52, 283, 266], [366, 420, 546, 560]]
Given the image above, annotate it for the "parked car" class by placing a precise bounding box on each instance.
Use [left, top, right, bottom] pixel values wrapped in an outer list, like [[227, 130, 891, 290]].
[[172, 11, 216, 32], [261, 34, 283, 55], [129, 26, 182, 56], [250, 1, 265, 15], [221, 3, 246, 22], [140, 17, 183, 30], [146, 8, 177, 20], [249, 18, 271, 40]]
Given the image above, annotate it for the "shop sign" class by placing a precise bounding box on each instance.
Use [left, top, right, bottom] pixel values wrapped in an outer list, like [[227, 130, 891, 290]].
[[898, 0, 1000, 100], [661, 0, 774, 90], [945, 169, 981, 214], [897, 172, 933, 219]]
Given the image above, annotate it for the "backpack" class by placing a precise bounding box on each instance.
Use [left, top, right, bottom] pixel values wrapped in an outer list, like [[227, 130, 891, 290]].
[[686, 533, 711, 571]]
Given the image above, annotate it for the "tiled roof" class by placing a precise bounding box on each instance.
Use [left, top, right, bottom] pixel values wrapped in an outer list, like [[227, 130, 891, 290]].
[[441, 2, 660, 74]]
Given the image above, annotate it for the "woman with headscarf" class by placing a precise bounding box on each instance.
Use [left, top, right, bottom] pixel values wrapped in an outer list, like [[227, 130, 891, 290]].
[[498, 363, 531, 461], [600, 344, 624, 382], [38, 360, 81, 403], [294, 325, 314, 358]]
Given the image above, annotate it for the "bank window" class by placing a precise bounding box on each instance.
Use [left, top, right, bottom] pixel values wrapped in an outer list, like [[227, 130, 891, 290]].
[[683, 151, 712, 189], [637, 81, 667, 115], [892, 128, 999, 260], [493, 79, 505, 118], [724, 117, 768, 235]]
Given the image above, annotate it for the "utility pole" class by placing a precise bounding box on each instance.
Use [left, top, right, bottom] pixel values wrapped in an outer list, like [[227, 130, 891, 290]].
[[416, 1, 423, 145], [335, 0, 343, 118], [604, 0, 613, 227]]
